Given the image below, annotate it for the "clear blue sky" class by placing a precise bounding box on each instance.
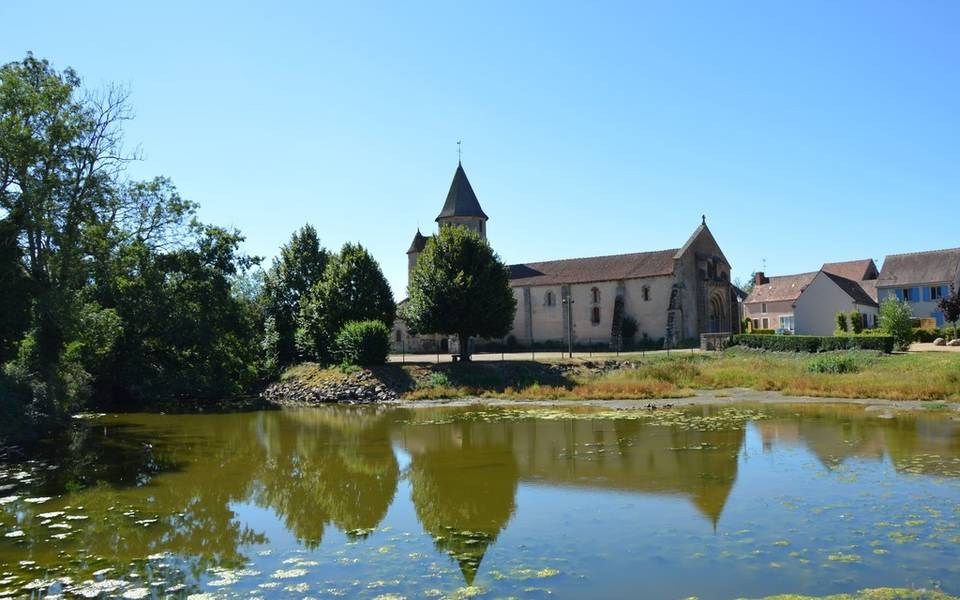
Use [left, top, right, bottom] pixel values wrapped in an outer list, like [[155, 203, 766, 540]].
[[4, 1, 958, 297]]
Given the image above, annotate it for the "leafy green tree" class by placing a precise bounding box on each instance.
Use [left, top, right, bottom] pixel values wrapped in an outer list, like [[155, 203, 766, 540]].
[[835, 312, 848, 334], [262, 225, 329, 368], [402, 226, 516, 361], [848, 310, 863, 334], [0, 53, 267, 435], [0, 216, 29, 364], [879, 297, 913, 351], [297, 243, 394, 361], [0, 54, 137, 422]]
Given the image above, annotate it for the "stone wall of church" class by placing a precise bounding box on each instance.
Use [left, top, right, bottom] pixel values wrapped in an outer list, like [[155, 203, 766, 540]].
[[509, 275, 674, 346]]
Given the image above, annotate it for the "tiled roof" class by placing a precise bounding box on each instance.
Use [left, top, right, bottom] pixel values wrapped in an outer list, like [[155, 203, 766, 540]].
[[877, 247, 960, 287], [822, 272, 878, 307], [744, 272, 817, 304], [821, 259, 877, 281], [436, 163, 488, 221], [509, 248, 678, 287], [858, 278, 879, 303]]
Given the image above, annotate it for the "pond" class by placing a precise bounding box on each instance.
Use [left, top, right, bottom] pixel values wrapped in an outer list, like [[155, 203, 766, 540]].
[[1, 403, 960, 599]]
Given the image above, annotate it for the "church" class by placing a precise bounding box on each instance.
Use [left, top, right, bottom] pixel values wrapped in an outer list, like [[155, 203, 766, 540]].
[[394, 163, 740, 353]]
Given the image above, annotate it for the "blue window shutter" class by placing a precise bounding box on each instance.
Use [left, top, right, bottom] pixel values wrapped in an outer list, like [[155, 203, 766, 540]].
[[923, 287, 930, 302], [934, 311, 945, 327], [943, 285, 950, 298], [912, 287, 920, 302], [895, 289, 903, 301]]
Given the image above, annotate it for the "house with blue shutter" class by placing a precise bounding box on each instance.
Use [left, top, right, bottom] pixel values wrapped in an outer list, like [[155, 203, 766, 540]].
[[876, 248, 960, 327]]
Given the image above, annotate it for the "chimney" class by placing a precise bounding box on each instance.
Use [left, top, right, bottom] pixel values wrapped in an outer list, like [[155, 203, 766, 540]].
[[754, 271, 768, 285]]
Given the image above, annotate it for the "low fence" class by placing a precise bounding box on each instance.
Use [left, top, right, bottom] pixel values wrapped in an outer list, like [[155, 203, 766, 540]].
[[390, 337, 700, 363]]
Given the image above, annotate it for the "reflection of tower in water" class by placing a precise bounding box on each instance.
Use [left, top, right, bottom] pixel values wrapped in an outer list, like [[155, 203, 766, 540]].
[[407, 427, 518, 584]]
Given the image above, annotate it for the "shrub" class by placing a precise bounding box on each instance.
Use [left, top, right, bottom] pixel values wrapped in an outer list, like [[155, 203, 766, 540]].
[[835, 312, 848, 334], [912, 328, 940, 343], [333, 320, 391, 366], [621, 315, 639, 340], [848, 311, 863, 334], [808, 354, 860, 374], [879, 297, 914, 351], [730, 334, 894, 353]]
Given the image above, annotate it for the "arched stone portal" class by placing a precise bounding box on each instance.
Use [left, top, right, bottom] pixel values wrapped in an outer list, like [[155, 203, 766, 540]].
[[709, 292, 726, 333]]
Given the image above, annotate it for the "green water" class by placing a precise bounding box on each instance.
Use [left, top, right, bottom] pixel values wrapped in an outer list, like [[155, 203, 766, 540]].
[[1, 403, 960, 599]]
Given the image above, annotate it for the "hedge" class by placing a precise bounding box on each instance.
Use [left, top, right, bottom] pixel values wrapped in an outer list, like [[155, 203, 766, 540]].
[[730, 334, 894, 354]]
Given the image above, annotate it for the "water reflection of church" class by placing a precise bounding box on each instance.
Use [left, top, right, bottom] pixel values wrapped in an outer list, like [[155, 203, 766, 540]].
[[96, 406, 960, 588]]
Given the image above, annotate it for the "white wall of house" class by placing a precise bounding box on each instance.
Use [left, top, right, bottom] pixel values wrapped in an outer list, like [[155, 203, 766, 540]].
[[794, 272, 877, 335], [877, 282, 955, 326]]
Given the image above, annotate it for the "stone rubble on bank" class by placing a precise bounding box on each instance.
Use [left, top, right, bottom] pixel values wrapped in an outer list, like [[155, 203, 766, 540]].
[[262, 370, 399, 406]]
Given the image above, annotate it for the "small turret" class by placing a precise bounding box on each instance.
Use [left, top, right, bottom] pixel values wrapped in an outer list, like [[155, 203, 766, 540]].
[[407, 229, 431, 285]]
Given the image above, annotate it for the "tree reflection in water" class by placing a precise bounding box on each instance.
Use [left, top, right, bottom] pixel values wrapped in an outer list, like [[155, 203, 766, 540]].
[[3, 403, 960, 594]]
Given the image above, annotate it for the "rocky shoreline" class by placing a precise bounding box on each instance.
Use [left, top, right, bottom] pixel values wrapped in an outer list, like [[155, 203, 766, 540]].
[[262, 369, 401, 406]]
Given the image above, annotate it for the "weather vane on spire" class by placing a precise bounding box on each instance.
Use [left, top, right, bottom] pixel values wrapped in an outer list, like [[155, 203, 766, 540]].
[[457, 140, 462, 163]]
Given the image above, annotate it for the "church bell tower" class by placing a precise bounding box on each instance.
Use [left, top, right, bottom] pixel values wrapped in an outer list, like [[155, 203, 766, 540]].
[[435, 162, 488, 239]]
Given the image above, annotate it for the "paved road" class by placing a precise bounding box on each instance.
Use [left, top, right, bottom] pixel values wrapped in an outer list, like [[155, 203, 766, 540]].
[[387, 348, 701, 364]]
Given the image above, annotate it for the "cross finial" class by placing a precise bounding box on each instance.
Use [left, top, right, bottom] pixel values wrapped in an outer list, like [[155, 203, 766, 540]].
[[701, 214, 706, 225], [457, 140, 462, 164]]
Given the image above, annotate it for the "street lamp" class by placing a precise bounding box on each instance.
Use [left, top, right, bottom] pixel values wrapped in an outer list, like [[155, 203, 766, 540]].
[[561, 295, 574, 358]]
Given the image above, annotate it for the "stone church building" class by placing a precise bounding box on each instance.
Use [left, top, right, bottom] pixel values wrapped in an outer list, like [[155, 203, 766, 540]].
[[394, 163, 739, 352]]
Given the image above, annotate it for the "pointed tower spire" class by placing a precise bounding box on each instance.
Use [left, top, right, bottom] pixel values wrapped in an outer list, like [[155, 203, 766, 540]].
[[436, 163, 488, 222], [435, 162, 488, 239]]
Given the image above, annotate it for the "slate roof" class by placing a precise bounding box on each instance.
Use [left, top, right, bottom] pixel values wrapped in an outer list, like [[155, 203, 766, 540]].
[[508, 248, 678, 287], [744, 272, 818, 304], [436, 163, 488, 221], [877, 247, 960, 287], [821, 259, 877, 282], [822, 272, 879, 307], [407, 229, 431, 254]]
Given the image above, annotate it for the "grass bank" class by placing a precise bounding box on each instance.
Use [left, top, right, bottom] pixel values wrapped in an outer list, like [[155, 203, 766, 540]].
[[278, 348, 960, 403]]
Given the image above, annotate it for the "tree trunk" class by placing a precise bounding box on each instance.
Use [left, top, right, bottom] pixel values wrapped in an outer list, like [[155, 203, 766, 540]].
[[458, 332, 471, 361]]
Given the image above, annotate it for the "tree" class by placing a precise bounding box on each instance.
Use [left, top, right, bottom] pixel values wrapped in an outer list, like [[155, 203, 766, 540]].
[[735, 272, 757, 297], [0, 54, 266, 435], [402, 226, 516, 361], [835, 312, 848, 334], [879, 297, 913, 351], [0, 54, 137, 422], [297, 242, 394, 361], [848, 310, 863, 334], [262, 225, 329, 367], [938, 286, 960, 332]]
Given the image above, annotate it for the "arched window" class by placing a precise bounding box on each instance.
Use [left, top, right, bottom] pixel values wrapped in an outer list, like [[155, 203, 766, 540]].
[[395, 330, 402, 342], [591, 287, 600, 304], [545, 291, 555, 306], [642, 286, 650, 301], [591, 306, 601, 325]]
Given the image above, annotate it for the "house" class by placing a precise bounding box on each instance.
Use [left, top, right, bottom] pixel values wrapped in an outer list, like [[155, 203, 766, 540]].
[[743, 259, 880, 335], [875, 248, 960, 327], [395, 162, 739, 352]]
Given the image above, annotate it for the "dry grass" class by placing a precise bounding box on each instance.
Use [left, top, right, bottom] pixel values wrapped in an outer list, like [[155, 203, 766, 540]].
[[280, 349, 960, 402]]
